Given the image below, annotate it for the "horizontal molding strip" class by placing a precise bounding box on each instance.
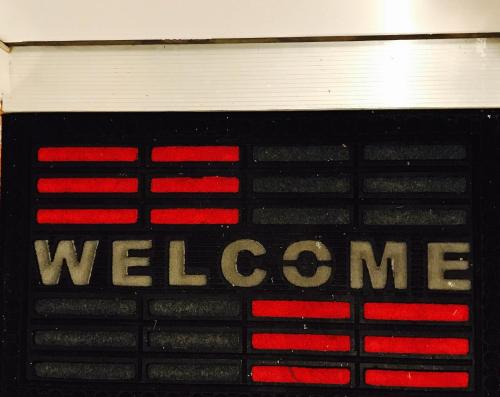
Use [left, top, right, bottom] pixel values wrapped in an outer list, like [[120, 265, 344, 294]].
[[4, 38, 500, 112]]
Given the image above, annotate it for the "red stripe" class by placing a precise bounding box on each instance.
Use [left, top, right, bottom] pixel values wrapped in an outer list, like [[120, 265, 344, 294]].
[[151, 177, 239, 193], [152, 146, 239, 162], [252, 333, 351, 352], [364, 336, 469, 355], [365, 369, 469, 389], [363, 302, 469, 322], [38, 147, 138, 162], [150, 208, 239, 224], [252, 366, 350, 385], [252, 300, 351, 320], [37, 209, 138, 224], [37, 178, 138, 193]]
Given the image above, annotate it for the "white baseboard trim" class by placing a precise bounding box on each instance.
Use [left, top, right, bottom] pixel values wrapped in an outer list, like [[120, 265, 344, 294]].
[[4, 39, 500, 112]]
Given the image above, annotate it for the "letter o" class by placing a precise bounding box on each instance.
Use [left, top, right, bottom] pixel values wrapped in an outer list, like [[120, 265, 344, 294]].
[[283, 240, 332, 288]]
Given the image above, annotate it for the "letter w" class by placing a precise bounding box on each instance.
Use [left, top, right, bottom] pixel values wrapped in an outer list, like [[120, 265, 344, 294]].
[[34, 240, 99, 285]]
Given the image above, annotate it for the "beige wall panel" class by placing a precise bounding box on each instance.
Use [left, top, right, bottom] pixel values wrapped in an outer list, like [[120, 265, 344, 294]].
[[1, 0, 499, 42]]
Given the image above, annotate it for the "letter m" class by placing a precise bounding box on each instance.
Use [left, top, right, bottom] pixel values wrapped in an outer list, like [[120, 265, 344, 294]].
[[350, 241, 407, 289], [34, 240, 99, 285]]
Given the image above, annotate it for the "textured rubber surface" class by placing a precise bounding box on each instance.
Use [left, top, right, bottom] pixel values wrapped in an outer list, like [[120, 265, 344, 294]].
[[1, 111, 499, 397]]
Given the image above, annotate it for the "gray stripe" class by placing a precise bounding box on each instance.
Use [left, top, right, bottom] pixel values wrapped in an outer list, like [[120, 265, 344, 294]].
[[254, 176, 350, 193], [254, 146, 349, 162], [364, 144, 466, 160], [34, 362, 135, 380], [149, 296, 241, 319], [363, 208, 467, 225], [147, 360, 241, 383], [364, 176, 467, 193], [148, 329, 241, 353], [253, 208, 350, 224], [35, 298, 136, 317], [34, 330, 136, 348]]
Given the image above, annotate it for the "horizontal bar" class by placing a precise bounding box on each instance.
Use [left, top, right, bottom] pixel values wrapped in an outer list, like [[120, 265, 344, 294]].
[[254, 146, 349, 162], [6, 40, 500, 113], [363, 176, 467, 194], [363, 144, 467, 161], [35, 298, 137, 317], [152, 146, 239, 162], [253, 176, 350, 193], [151, 208, 239, 224], [34, 362, 135, 380], [251, 365, 350, 385], [149, 296, 241, 319], [147, 360, 241, 383], [364, 336, 469, 355], [253, 208, 350, 224], [252, 333, 350, 352], [38, 147, 138, 162], [148, 329, 241, 353], [151, 176, 239, 193], [363, 302, 469, 322], [37, 177, 139, 193], [36, 209, 138, 224], [363, 208, 467, 225], [364, 369, 469, 389], [34, 330, 137, 348], [252, 300, 351, 320]]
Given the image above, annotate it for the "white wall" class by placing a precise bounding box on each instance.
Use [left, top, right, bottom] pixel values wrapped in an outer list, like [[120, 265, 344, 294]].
[[5, 39, 500, 112], [0, 50, 9, 106], [1, 0, 499, 43]]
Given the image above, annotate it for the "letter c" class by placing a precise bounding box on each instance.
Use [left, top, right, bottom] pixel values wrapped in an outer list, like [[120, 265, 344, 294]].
[[221, 239, 267, 287]]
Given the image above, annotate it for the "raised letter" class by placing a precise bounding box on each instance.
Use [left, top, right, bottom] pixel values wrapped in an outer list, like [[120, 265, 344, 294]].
[[34, 240, 98, 285], [283, 240, 332, 287], [350, 241, 407, 289], [169, 241, 207, 286], [221, 239, 266, 287], [428, 242, 471, 290], [112, 240, 152, 286]]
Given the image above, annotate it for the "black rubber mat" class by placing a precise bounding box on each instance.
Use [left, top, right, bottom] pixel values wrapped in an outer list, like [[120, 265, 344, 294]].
[[1, 111, 498, 396]]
